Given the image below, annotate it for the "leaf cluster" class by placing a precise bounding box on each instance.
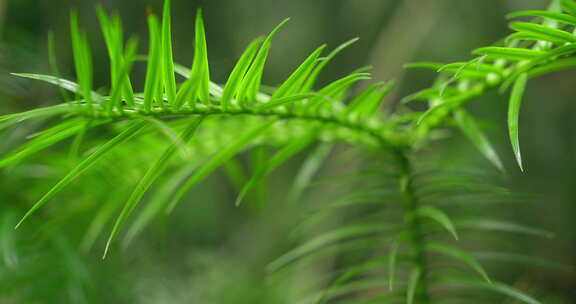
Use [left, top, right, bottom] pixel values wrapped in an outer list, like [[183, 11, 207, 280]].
[[2, 0, 576, 303]]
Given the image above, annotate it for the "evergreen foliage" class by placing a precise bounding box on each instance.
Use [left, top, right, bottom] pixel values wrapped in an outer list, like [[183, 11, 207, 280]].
[[2, 0, 575, 302]]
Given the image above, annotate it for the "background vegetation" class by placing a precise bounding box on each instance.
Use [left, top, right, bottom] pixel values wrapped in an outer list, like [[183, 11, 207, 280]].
[[0, 0, 574, 303]]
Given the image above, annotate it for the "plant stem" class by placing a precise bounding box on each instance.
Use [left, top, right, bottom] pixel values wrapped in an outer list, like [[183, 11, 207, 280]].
[[74, 103, 403, 147], [397, 149, 430, 303]]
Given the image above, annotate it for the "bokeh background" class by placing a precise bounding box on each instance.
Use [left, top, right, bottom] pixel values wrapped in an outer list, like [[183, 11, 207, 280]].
[[1, 0, 575, 303]]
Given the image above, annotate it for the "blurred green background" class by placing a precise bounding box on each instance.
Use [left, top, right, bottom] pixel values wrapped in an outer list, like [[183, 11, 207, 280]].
[[1, 0, 575, 303]]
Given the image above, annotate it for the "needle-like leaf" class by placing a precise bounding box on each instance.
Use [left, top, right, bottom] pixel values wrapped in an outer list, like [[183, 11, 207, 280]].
[[220, 38, 263, 110], [15, 121, 146, 229], [175, 9, 211, 107], [499, 44, 576, 92], [0, 105, 71, 131], [166, 119, 277, 213], [305, 73, 371, 113], [347, 82, 384, 113], [81, 194, 123, 252], [317, 257, 389, 304], [194, 9, 211, 104], [287, 143, 332, 204], [235, 131, 317, 206], [406, 267, 421, 304], [428, 242, 492, 284], [507, 10, 576, 26], [472, 47, 545, 61], [508, 73, 528, 171], [69, 118, 91, 159], [237, 18, 289, 106], [143, 11, 163, 111], [301, 37, 359, 92], [70, 10, 94, 105], [137, 116, 192, 158], [103, 118, 203, 259], [388, 239, 399, 290], [271, 45, 326, 99], [456, 218, 554, 238], [0, 119, 90, 168], [123, 160, 200, 245], [107, 37, 139, 112], [11, 73, 101, 101], [475, 252, 571, 272], [256, 93, 316, 110], [417, 206, 459, 240], [174, 64, 223, 98], [510, 21, 576, 43], [561, 0, 576, 16], [454, 110, 504, 171], [346, 81, 394, 118], [438, 277, 542, 304], [267, 224, 386, 273], [161, 0, 177, 105], [528, 57, 576, 77], [97, 7, 135, 108], [47, 31, 71, 102], [1, 212, 18, 269]]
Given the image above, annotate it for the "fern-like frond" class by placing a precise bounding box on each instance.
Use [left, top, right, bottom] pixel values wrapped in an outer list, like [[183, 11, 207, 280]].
[[1, 0, 571, 303], [408, 0, 576, 170]]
